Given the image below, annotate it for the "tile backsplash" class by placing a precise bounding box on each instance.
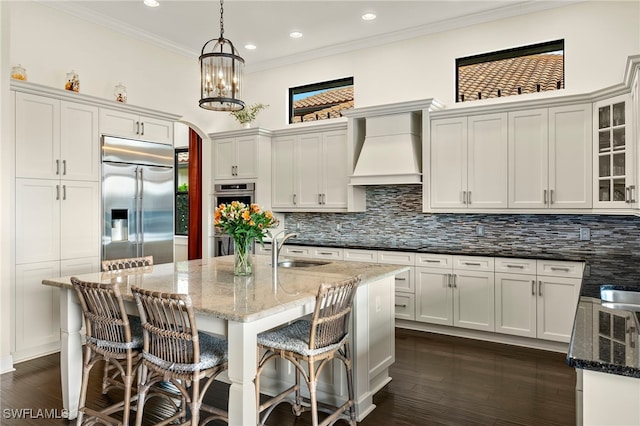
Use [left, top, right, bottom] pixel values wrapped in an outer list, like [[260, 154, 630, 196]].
[[285, 185, 640, 291]]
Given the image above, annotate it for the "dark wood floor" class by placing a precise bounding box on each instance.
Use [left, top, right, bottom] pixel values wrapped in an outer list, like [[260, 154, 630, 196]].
[[0, 329, 576, 425]]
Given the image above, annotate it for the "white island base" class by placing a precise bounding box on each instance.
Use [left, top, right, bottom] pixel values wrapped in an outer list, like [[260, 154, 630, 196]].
[[580, 369, 640, 426]]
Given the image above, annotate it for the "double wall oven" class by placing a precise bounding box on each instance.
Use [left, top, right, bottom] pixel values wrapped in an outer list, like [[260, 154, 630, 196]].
[[213, 182, 255, 257]]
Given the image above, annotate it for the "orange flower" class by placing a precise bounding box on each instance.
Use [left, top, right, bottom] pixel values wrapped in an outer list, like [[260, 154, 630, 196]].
[[251, 203, 261, 213], [241, 210, 251, 221]]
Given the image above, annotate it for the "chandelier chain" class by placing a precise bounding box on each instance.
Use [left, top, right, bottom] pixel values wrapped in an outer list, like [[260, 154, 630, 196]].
[[219, 0, 224, 38]]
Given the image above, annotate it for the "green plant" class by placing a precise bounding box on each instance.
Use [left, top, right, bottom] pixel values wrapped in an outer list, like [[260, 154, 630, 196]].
[[178, 182, 188, 192], [229, 103, 268, 124]]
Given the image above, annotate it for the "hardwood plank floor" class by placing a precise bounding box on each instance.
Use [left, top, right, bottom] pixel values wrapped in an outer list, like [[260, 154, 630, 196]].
[[0, 329, 576, 425]]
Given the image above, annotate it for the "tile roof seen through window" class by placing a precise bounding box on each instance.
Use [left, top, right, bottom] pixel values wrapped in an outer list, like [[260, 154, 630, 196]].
[[292, 86, 353, 123], [459, 53, 564, 102]]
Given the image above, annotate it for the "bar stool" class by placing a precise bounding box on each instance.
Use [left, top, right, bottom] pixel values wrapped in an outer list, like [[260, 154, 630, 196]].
[[255, 275, 361, 426], [101, 255, 154, 272], [131, 286, 229, 426], [70, 277, 143, 426]]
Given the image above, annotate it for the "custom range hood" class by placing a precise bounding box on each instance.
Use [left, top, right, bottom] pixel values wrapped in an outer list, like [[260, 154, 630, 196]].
[[344, 99, 443, 186]]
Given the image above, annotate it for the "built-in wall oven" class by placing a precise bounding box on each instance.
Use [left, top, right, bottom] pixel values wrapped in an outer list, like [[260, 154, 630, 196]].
[[213, 182, 255, 257]]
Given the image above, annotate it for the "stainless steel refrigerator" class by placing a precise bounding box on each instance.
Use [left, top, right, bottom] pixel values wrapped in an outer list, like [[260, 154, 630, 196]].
[[102, 136, 174, 264]]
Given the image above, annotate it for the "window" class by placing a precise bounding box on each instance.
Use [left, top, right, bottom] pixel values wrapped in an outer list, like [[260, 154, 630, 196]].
[[289, 77, 354, 124], [175, 148, 189, 236], [456, 39, 564, 102]]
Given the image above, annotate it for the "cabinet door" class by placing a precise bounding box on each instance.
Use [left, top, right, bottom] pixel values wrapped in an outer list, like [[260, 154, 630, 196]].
[[15, 179, 60, 264], [430, 117, 467, 208], [296, 133, 322, 208], [549, 104, 592, 208], [495, 273, 536, 338], [60, 257, 100, 276], [271, 136, 296, 209], [415, 268, 453, 325], [536, 276, 580, 342], [60, 101, 99, 181], [100, 108, 138, 139], [139, 116, 173, 145], [593, 95, 633, 208], [508, 109, 549, 208], [60, 181, 100, 260], [14, 261, 61, 357], [235, 136, 258, 179], [321, 131, 348, 209], [467, 113, 508, 208], [214, 137, 236, 180], [452, 270, 495, 331], [15, 93, 60, 179]]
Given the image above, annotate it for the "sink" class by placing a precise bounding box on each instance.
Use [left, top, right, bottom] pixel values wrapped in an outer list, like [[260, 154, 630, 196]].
[[601, 285, 640, 311], [277, 259, 330, 268]]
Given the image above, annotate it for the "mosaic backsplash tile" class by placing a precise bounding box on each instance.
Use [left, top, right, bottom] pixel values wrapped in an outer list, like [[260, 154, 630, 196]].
[[284, 185, 640, 296]]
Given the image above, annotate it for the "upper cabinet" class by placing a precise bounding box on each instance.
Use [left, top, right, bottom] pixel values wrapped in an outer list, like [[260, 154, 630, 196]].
[[271, 123, 348, 212], [593, 94, 634, 208], [430, 113, 508, 210], [214, 135, 258, 180], [509, 104, 592, 210], [100, 108, 174, 145], [15, 93, 100, 181]]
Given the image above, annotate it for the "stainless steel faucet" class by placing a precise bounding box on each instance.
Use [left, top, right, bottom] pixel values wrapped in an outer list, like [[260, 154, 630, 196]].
[[271, 230, 298, 267]]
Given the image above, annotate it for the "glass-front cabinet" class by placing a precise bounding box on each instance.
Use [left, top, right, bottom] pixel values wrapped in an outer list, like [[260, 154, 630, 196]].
[[594, 94, 635, 208]]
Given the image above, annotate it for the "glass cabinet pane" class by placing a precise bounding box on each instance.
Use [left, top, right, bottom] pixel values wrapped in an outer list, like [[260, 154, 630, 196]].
[[613, 128, 625, 150], [599, 130, 611, 152], [613, 179, 626, 201], [613, 102, 625, 126], [599, 180, 611, 201], [599, 105, 611, 129], [613, 153, 625, 176], [599, 155, 611, 177]]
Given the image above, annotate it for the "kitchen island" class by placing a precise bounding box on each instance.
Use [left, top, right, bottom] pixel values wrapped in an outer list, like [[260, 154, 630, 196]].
[[42, 255, 407, 426]]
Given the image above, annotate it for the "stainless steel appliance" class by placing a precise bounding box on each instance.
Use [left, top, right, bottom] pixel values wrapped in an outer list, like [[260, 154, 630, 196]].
[[213, 182, 255, 257], [102, 136, 174, 264]]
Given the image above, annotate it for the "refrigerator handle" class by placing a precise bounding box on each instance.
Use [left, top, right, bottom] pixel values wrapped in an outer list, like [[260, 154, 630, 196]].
[[134, 167, 140, 256], [139, 168, 144, 253]]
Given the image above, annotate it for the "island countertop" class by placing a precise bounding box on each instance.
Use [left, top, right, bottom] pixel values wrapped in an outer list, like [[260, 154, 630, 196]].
[[42, 254, 409, 323]]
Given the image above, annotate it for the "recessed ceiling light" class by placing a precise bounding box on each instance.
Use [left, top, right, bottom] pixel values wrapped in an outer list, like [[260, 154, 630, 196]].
[[362, 12, 376, 21], [245, 44, 257, 50], [289, 31, 303, 39], [144, 0, 159, 7]]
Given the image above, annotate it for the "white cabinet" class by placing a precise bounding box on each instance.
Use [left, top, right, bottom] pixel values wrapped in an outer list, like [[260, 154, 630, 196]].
[[16, 179, 100, 264], [100, 108, 173, 145], [416, 254, 495, 332], [214, 135, 258, 180], [495, 258, 582, 342], [15, 93, 99, 181], [593, 94, 635, 208], [378, 251, 416, 320], [272, 126, 348, 211], [430, 113, 507, 209], [509, 105, 592, 209]]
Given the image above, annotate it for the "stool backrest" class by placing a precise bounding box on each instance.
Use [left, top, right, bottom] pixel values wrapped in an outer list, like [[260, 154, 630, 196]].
[[131, 287, 201, 368], [70, 277, 134, 354], [102, 256, 154, 272], [309, 275, 361, 351]]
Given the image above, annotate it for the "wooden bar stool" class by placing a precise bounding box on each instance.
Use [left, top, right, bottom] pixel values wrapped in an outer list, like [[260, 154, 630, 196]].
[[131, 286, 229, 426], [256, 275, 361, 426], [70, 277, 143, 426]]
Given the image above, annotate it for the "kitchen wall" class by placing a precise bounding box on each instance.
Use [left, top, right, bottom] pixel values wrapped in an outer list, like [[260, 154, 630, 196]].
[[285, 185, 640, 296]]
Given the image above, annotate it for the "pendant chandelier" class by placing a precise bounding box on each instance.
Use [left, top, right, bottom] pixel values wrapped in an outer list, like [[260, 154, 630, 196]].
[[199, 0, 245, 111]]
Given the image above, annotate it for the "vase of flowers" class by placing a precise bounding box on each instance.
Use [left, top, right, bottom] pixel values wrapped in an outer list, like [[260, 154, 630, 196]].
[[229, 103, 268, 128], [214, 201, 278, 276]]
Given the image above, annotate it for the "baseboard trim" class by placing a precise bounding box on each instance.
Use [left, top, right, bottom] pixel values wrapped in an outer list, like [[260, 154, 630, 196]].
[[395, 320, 569, 353], [0, 354, 15, 374]]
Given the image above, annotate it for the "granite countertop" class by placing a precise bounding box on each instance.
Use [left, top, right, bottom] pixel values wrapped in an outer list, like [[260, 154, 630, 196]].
[[42, 255, 408, 323]]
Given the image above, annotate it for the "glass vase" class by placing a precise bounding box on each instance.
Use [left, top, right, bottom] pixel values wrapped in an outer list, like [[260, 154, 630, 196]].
[[233, 235, 253, 276]]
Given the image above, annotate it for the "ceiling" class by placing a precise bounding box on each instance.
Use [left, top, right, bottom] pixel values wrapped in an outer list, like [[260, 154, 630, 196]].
[[48, 0, 577, 73]]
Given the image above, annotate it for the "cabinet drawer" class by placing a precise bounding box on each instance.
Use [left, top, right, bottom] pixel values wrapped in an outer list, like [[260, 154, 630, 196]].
[[394, 293, 415, 321], [537, 260, 584, 278], [378, 251, 415, 265], [255, 242, 272, 256], [282, 245, 312, 258], [495, 257, 536, 275], [453, 255, 494, 271], [344, 249, 379, 263], [394, 269, 414, 293], [415, 253, 452, 268], [311, 247, 344, 260]]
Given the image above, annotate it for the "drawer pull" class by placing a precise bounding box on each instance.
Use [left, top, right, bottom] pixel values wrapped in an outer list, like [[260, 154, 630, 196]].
[[550, 266, 571, 272], [395, 304, 407, 308], [318, 252, 334, 255], [423, 259, 441, 263], [395, 277, 407, 281], [291, 250, 304, 254], [506, 264, 525, 269], [463, 261, 482, 266]]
